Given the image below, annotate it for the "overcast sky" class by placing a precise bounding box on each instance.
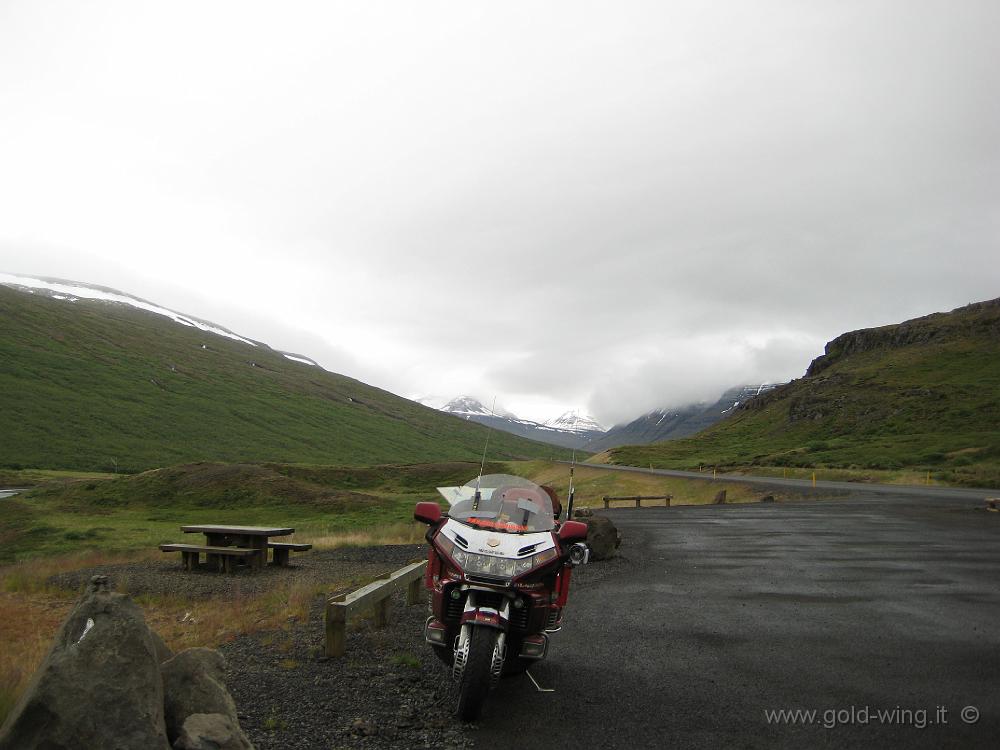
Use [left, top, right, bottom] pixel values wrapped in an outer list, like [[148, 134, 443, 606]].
[[1, 1, 997, 426]]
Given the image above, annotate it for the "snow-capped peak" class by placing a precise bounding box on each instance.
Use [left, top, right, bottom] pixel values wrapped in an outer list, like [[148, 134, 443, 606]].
[[440, 396, 516, 419], [544, 410, 605, 434], [442, 396, 491, 416], [0, 273, 258, 347]]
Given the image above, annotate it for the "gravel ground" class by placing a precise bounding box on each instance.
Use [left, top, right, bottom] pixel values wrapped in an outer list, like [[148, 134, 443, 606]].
[[219, 554, 629, 750], [48, 543, 629, 748]]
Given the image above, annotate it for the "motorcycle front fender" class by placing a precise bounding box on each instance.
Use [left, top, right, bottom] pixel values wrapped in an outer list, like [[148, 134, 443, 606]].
[[460, 606, 507, 630]]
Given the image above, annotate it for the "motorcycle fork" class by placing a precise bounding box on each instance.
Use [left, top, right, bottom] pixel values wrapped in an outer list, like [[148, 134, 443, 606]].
[[452, 590, 510, 687]]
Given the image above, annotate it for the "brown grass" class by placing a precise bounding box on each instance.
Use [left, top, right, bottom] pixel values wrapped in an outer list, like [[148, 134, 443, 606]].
[[294, 521, 425, 550], [139, 578, 332, 654], [0, 548, 364, 727], [0, 591, 75, 723], [0, 548, 159, 594], [514, 460, 783, 507]]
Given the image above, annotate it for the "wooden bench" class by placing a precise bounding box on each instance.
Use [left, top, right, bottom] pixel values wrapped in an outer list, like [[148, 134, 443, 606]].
[[268, 541, 313, 566], [160, 543, 257, 573]]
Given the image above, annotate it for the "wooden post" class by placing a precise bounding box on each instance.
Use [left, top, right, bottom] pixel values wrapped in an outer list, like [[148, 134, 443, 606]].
[[373, 596, 390, 628], [665, 496, 671, 507], [323, 561, 426, 658], [406, 576, 423, 606], [325, 603, 346, 657], [603, 497, 610, 509], [274, 548, 290, 566], [635, 497, 641, 508]]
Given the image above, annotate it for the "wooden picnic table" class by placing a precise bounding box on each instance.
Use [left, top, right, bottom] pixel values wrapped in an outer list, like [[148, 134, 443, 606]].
[[181, 524, 295, 571]]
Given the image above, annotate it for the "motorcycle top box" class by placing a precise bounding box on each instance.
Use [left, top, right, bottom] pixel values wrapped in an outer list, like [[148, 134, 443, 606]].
[[415, 473, 589, 721]]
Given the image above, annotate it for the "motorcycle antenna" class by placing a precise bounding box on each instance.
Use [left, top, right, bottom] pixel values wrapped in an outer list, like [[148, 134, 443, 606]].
[[472, 396, 497, 512], [565, 450, 576, 521]]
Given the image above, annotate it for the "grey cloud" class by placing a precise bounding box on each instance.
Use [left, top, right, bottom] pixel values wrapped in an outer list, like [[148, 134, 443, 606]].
[[1, 1, 997, 424]]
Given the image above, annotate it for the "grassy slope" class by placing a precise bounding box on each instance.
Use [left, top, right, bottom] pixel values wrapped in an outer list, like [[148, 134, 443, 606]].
[[0, 287, 572, 472], [0, 460, 508, 562], [607, 300, 1000, 487]]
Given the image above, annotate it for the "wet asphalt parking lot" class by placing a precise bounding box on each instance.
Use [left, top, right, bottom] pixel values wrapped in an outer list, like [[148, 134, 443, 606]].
[[475, 492, 1000, 749]]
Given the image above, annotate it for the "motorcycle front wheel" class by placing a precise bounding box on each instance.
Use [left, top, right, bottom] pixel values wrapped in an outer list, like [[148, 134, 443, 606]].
[[456, 627, 497, 721]]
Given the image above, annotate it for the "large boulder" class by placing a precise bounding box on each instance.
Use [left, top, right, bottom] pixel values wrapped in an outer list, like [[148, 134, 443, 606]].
[[584, 516, 621, 561], [161, 648, 251, 749], [150, 629, 174, 664], [0, 576, 170, 750]]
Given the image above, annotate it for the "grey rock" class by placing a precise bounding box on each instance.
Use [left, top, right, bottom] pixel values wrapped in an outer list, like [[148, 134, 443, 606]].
[[584, 516, 620, 561], [0, 576, 170, 750], [351, 717, 377, 736], [162, 648, 250, 748], [151, 629, 174, 664], [173, 713, 252, 750]]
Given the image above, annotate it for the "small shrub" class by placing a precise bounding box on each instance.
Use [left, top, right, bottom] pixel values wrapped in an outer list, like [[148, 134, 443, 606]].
[[390, 652, 421, 668], [263, 711, 286, 731]]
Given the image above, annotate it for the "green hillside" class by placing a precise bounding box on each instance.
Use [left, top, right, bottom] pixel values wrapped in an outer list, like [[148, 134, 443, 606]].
[[0, 286, 571, 472], [0, 460, 504, 562], [608, 298, 1000, 487]]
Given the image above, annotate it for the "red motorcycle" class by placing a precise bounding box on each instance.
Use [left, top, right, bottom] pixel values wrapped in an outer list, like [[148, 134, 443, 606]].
[[414, 473, 590, 720]]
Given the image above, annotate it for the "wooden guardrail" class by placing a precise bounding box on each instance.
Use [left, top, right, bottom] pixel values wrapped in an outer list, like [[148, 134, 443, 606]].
[[324, 560, 427, 657], [602, 495, 673, 509]]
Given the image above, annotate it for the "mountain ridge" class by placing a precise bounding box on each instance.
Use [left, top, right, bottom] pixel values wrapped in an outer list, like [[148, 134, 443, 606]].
[[0, 281, 572, 471], [434, 396, 603, 450], [587, 384, 780, 452], [606, 298, 1000, 487]]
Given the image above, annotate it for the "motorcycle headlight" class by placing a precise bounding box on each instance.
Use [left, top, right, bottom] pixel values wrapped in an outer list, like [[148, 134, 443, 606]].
[[451, 551, 517, 578], [439, 538, 559, 580], [518, 547, 557, 575]]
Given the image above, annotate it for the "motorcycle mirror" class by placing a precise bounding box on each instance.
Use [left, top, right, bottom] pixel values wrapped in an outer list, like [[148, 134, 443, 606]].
[[414, 501, 443, 525], [558, 520, 588, 543]]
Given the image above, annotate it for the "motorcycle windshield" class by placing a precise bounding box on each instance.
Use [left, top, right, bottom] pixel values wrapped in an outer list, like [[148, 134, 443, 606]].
[[438, 474, 556, 533]]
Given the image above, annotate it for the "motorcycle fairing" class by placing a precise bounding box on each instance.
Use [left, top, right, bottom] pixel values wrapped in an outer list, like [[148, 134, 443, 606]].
[[439, 519, 555, 558]]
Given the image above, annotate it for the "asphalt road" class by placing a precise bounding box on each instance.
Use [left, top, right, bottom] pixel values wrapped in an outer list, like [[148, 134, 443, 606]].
[[475, 493, 1000, 749], [556, 460, 1000, 501]]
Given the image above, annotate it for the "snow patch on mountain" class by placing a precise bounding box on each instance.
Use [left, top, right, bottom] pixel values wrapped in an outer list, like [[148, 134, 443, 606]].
[[544, 410, 606, 434], [283, 353, 317, 366], [719, 383, 779, 414], [0, 273, 257, 347]]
